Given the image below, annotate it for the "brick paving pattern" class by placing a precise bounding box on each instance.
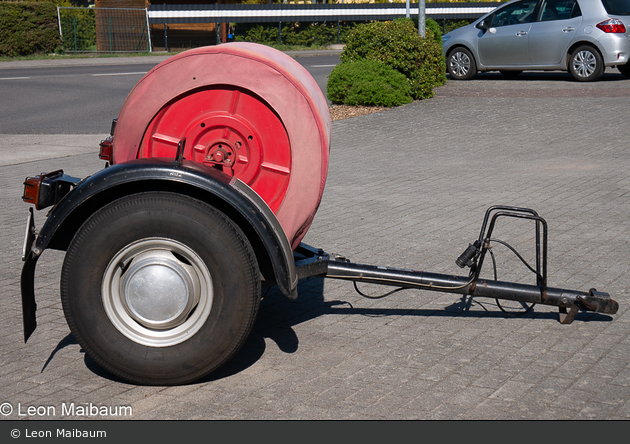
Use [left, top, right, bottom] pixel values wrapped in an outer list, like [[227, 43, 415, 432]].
[[1, 67, 629, 420]]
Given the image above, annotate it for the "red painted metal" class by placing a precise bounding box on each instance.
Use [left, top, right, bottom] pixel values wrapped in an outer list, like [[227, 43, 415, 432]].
[[112, 42, 331, 249], [139, 87, 292, 213]]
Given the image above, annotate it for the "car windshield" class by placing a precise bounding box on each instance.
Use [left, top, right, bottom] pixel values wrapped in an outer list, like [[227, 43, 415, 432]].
[[601, 0, 630, 15]]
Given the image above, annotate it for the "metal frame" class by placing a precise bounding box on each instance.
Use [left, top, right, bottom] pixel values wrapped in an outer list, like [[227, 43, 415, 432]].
[[293, 205, 618, 325]]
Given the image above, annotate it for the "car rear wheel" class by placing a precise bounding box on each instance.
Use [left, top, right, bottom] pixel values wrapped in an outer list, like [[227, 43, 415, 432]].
[[447, 48, 477, 80], [569, 46, 603, 82], [60, 192, 261, 385]]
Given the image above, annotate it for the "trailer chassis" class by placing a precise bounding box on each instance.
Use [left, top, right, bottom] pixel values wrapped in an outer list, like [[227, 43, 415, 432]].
[[293, 206, 618, 324]]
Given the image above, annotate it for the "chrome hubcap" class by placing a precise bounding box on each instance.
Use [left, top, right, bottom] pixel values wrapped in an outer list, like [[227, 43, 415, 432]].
[[573, 50, 596, 78], [450, 52, 470, 77], [102, 238, 213, 347]]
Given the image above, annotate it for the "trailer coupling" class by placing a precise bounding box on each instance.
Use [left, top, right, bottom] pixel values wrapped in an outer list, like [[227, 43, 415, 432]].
[[294, 206, 618, 325]]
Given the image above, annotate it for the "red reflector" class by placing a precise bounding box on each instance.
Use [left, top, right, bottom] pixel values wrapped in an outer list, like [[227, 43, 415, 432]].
[[99, 137, 113, 162], [597, 18, 626, 33]]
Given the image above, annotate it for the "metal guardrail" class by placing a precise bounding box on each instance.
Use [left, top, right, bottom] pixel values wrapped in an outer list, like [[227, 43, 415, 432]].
[[147, 3, 499, 24]]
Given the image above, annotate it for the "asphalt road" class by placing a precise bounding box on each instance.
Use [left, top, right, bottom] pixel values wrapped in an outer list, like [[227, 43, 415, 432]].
[[0, 53, 340, 135]]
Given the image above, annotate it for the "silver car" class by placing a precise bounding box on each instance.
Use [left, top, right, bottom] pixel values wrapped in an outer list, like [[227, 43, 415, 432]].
[[442, 0, 630, 81]]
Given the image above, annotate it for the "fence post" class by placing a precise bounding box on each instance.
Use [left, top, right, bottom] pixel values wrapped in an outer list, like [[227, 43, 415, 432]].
[[146, 9, 153, 52], [73, 16, 77, 52], [164, 23, 168, 52], [136, 22, 147, 52], [56, 6, 63, 46], [278, 21, 282, 45], [108, 16, 113, 52], [337, 20, 340, 44]]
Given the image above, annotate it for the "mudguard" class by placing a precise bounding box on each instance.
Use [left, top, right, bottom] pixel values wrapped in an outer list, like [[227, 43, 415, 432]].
[[21, 158, 298, 342]]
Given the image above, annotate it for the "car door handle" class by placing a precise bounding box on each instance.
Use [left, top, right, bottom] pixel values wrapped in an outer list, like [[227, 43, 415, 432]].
[[562, 27, 575, 32], [516, 31, 528, 36]]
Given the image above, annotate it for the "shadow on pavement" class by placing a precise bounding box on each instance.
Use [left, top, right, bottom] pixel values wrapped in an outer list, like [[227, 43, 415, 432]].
[[448, 70, 627, 82], [41, 276, 613, 385]]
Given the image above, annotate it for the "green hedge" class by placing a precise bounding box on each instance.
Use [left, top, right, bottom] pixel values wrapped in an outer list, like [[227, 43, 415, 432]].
[[327, 59, 413, 107], [0, 1, 61, 56], [58, 7, 96, 52], [339, 18, 446, 101], [235, 21, 356, 47]]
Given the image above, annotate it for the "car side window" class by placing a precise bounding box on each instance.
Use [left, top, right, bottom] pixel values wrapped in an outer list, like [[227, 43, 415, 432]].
[[488, 0, 540, 27], [540, 0, 581, 21]]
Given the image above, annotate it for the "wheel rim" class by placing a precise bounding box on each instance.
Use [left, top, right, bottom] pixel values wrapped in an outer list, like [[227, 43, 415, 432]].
[[102, 238, 213, 347], [450, 52, 471, 77], [573, 50, 597, 78]]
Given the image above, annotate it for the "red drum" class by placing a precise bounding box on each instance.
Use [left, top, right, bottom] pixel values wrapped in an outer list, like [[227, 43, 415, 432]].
[[112, 43, 331, 249]]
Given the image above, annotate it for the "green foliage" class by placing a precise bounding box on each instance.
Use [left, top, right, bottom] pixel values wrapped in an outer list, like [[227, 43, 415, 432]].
[[425, 18, 443, 44], [327, 59, 413, 107], [340, 18, 446, 101], [411, 17, 443, 44], [58, 7, 96, 52], [444, 19, 472, 34], [235, 21, 356, 47], [237, 24, 279, 44], [0, 1, 62, 56]]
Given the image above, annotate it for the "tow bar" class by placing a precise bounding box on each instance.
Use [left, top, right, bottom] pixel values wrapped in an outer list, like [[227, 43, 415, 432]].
[[294, 205, 618, 324]]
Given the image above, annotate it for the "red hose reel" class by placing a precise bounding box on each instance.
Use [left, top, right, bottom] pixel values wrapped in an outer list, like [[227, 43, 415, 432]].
[[111, 42, 331, 249]]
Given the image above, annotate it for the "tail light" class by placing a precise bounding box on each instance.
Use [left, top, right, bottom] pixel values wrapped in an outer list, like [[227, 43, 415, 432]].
[[23, 170, 81, 210], [99, 118, 117, 163], [597, 18, 626, 33], [99, 137, 113, 163]]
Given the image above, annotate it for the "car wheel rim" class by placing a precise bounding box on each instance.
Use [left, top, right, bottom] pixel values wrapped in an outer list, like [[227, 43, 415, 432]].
[[450, 52, 470, 77], [102, 238, 213, 347], [573, 50, 597, 78]]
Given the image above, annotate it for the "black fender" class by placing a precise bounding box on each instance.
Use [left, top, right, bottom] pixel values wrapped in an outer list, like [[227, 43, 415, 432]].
[[22, 158, 298, 342]]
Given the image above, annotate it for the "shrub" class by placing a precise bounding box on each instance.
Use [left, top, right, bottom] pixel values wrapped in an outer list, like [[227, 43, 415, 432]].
[[58, 7, 96, 52], [235, 21, 356, 47], [425, 17, 443, 44], [237, 23, 280, 45], [444, 19, 472, 34], [327, 59, 413, 107], [412, 17, 443, 44], [340, 18, 446, 100], [0, 1, 61, 56]]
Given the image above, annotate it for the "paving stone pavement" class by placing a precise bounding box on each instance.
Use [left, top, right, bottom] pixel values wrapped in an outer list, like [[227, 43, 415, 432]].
[[1, 67, 630, 421]]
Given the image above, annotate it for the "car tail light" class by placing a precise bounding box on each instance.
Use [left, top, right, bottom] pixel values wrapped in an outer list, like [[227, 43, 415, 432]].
[[597, 18, 626, 33]]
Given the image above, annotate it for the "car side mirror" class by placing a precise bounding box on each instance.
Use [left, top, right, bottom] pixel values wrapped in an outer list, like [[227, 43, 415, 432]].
[[477, 20, 489, 33]]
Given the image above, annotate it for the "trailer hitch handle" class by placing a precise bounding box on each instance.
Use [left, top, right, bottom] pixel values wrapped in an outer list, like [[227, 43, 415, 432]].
[[456, 240, 481, 268]]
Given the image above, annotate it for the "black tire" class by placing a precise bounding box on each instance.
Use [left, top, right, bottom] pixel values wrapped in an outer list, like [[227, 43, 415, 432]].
[[61, 192, 261, 385], [500, 70, 523, 78], [447, 48, 477, 80], [569, 45, 604, 82], [618, 62, 630, 78]]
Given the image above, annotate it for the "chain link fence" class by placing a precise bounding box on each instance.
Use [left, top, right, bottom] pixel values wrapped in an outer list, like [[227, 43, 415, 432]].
[[57, 7, 151, 53]]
